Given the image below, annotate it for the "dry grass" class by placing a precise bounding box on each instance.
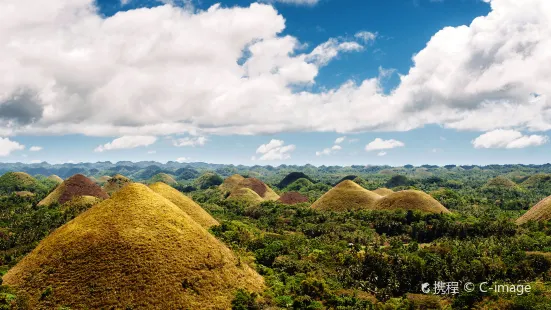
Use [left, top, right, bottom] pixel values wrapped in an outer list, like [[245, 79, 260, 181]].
[[278, 192, 309, 205], [373, 190, 451, 214], [234, 178, 279, 201], [4, 183, 264, 309], [373, 188, 394, 196], [38, 174, 109, 207], [15, 191, 35, 197], [516, 196, 551, 225], [228, 188, 264, 204], [484, 176, 518, 189], [96, 176, 112, 184], [47, 175, 63, 184], [149, 182, 219, 228], [102, 174, 132, 196], [311, 180, 381, 212], [59, 195, 102, 214], [219, 174, 245, 193]]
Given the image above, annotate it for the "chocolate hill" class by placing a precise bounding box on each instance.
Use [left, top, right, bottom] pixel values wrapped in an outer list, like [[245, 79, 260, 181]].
[[516, 196, 551, 225], [102, 174, 132, 195], [228, 188, 264, 204], [47, 175, 63, 184], [149, 182, 219, 228], [311, 180, 381, 212], [278, 192, 309, 205], [373, 188, 394, 196], [233, 178, 280, 201], [0, 172, 44, 194], [484, 176, 518, 189], [38, 174, 109, 206], [219, 174, 245, 193], [3, 183, 264, 309], [373, 190, 451, 214], [149, 173, 178, 185]]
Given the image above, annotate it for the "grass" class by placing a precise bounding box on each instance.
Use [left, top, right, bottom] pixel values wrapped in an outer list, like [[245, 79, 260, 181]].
[[38, 174, 109, 207], [516, 196, 551, 225], [149, 182, 219, 228], [234, 178, 280, 201], [521, 174, 551, 188], [3, 183, 264, 309], [311, 180, 381, 212], [373, 190, 451, 214], [102, 174, 132, 196], [47, 175, 63, 184], [228, 188, 264, 204], [278, 192, 309, 205], [149, 173, 177, 185], [373, 188, 394, 196], [0, 172, 45, 194], [485, 176, 519, 189], [219, 174, 245, 193]]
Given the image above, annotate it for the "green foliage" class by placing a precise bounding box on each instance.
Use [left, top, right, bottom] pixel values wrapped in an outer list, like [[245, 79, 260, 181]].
[[194, 172, 224, 190], [232, 289, 261, 310], [386, 175, 411, 188]]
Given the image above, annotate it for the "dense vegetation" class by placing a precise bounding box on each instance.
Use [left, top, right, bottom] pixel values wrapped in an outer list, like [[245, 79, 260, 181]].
[[1, 163, 551, 309]]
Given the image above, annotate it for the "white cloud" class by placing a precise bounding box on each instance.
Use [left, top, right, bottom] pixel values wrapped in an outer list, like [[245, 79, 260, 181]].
[[94, 136, 157, 152], [377, 151, 387, 157], [315, 144, 342, 156], [335, 136, 346, 144], [265, 0, 320, 5], [355, 31, 377, 43], [0, 0, 550, 138], [365, 138, 405, 152], [176, 157, 190, 163], [172, 136, 207, 147], [147, 150, 157, 154], [472, 129, 548, 149], [0, 138, 25, 156], [29, 146, 43, 152], [255, 139, 295, 160]]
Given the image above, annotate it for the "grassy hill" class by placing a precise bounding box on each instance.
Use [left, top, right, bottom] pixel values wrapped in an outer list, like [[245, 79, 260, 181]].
[[311, 180, 381, 212], [38, 174, 109, 206], [219, 174, 245, 194], [373, 190, 451, 214], [234, 178, 280, 201], [373, 188, 394, 196], [3, 183, 263, 309], [102, 174, 132, 195], [517, 196, 551, 225], [149, 173, 178, 185], [0, 172, 46, 194]]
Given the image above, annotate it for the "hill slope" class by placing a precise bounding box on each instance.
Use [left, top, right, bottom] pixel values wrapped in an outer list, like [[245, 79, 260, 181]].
[[0, 172, 44, 194], [219, 174, 245, 193], [311, 180, 381, 212], [516, 196, 551, 225], [373, 190, 451, 214], [38, 174, 109, 206], [149, 182, 219, 228], [278, 192, 309, 205], [373, 188, 394, 196], [102, 174, 132, 195], [235, 178, 280, 201], [277, 172, 314, 189], [149, 173, 178, 185], [3, 183, 263, 309]]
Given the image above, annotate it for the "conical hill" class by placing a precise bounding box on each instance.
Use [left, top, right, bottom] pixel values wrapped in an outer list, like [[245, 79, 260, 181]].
[[373, 190, 451, 214], [38, 174, 109, 206], [311, 180, 381, 212], [516, 196, 551, 225]]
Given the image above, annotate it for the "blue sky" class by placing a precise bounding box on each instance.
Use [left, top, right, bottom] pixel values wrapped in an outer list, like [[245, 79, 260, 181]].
[[1, 0, 550, 165]]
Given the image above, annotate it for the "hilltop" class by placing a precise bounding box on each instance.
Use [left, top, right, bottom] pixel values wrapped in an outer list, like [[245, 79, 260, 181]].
[[311, 180, 381, 212], [233, 178, 280, 201], [149, 182, 219, 228], [149, 173, 178, 185], [484, 176, 518, 189], [277, 172, 315, 189], [219, 174, 245, 193], [278, 192, 309, 205], [102, 174, 132, 195], [3, 183, 263, 309], [38, 174, 109, 206], [0, 172, 45, 194], [228, 188, 264, 204], [373, 188, 394, 196], [373, 190, 451, 214], [47, 175, 63, 184], [516, 196, 551, 225]]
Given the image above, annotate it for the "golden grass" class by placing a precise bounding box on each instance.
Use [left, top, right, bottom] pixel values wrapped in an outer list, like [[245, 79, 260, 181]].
[[38, 174, 109, 207], [59, 195, 102, 214], [234, 178, 280, 201], [219, 174, 245, 193], [102, 174, 132, 196], [516, 196, 551, 225], [3, 183, 264, 309], [228, 188, 264, 204], [47, 175, 63, 184], [311, 180, 381, 212], [149, 182, 219, 228], [373, 188, 394, 196], [15, 191, 35, 197], [373, 190, 451, 214]]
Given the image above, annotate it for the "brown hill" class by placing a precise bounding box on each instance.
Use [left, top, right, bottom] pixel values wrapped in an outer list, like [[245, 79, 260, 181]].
[[373, 190, 451, 214], [234, 178, 280, 201], [102, 174, 132, 196], [38, 174, 109, 206], [219, 174, 245, 193], [278, 192, 309, 205], [516, 196, 551, 225], [3, 183, 263, 309], [373, 188, 394, 196], [149, 182, 219, 228], [311, 180, 381, 212]]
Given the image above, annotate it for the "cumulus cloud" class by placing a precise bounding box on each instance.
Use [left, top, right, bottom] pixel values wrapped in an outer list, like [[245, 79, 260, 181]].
[[0, 0, 550, 138], [377, 151, 387, 157], [0, 137, 25, 156], [29, 146, 43, 152], [316, 144, 341, 156], [172, 136, 207, 147], [255, 139, 296, 160], [365, 138, 405, 152], [176, 157, 190, 163], [94, 135, 157, 152], [354, 31, 377, 43], [335, 136, 346, 144], [264, 0, 320, 5], [472, 129, 548, 149]]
